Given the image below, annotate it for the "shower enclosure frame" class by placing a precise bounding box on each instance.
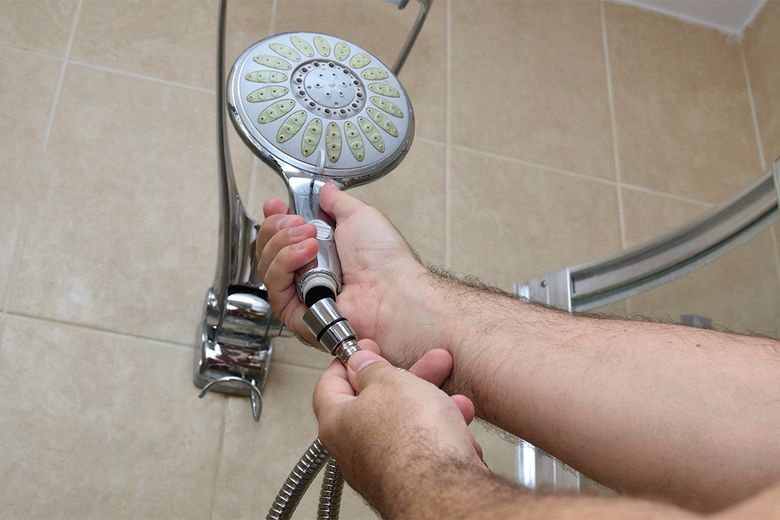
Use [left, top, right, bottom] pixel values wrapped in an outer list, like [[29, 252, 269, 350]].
[[516, 159, 780, 312]]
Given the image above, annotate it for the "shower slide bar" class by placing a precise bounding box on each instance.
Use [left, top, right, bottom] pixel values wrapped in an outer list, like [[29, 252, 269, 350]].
[[194, 0, 433, 410], [516, 158, 780, 313]]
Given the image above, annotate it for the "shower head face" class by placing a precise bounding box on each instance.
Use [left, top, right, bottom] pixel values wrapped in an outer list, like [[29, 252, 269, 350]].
[[227, 32, 414, 185]]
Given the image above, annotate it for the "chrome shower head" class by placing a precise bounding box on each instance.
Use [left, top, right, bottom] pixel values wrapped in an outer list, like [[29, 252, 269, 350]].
[[227, 32, 414, 188], [227, 32, 415, 305]]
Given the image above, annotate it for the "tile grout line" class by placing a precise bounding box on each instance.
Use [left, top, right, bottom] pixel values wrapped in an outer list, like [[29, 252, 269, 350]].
[[427, 141, 714, 207], [0, 41, 62, 61], [67, 59, 217, 94], [739, 42, 767, 172], [444, 0, 452, 269], [621, 182, 713, 207], [209, 397, 230, 520], [416, 136, 446, 147], [599, 1, 628, 253], [739, 41, 780, 289], [1, 0, 84, 314], [5, 311, 194, 351], [449, 142, 715, 206], [0, 36, 216, 96], [10, 310, 339, 374], [448, 143, 617, 186]]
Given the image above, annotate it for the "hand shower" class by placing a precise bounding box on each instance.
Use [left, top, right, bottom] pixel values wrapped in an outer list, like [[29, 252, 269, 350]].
[[227, 32, 414, 308], [226, 32, 415, 519]]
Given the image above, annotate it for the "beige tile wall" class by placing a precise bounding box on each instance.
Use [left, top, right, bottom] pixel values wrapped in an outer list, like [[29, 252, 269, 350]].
[[1, 0, 779, 517]]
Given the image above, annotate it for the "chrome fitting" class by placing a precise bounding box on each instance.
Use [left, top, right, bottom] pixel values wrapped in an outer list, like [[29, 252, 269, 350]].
[[303, 298, 360, 363]]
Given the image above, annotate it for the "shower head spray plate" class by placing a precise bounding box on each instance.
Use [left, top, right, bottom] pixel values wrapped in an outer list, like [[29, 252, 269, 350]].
[[228, 32, 414, 184]]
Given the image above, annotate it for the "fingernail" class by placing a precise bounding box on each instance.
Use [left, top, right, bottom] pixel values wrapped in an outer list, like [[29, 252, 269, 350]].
[[347, 351, 381, 372]]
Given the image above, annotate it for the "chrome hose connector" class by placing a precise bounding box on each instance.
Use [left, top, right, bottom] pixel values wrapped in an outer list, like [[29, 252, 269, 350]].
[[303, 298, 360, 364]]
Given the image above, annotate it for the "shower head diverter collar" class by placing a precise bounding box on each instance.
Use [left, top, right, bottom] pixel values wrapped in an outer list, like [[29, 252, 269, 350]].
[[227, 32, 415, 304]]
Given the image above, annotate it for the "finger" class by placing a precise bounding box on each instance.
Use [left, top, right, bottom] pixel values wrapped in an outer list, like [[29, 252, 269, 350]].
[[256, 214, 305, 264], [408, 349, 452, 387], [258, 223, 317, 279], [451, 394, 476, 425], [345, 350, 396, 393], [264, 238, 319, 294], [356, 338, 381, 355], [313, 358, 355, 421], [320, 182, 369, 222], [263, 198, 289, 218], [345, 339, 382, 388]]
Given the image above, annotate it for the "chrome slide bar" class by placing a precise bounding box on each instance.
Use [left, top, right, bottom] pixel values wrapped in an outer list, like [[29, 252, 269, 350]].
[[194, 0, 434, 418], [517, 158, 780, 313]]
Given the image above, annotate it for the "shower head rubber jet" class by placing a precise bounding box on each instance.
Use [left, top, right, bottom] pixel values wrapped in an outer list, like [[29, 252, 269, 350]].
[[227, 32, 415, 305]]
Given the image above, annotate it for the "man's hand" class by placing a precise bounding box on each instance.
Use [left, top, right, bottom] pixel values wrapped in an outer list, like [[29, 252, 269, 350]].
[[312, 341, 490, 518], [256, 183, 436, 365]]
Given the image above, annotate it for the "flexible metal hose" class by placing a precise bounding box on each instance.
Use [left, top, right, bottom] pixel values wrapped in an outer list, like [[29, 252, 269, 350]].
[[266, 439, 330, 520], [267, 299, 359, 519], [317, 459, 344, 520]]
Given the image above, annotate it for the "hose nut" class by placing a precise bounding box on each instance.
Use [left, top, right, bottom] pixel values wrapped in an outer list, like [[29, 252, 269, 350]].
[[320, 320, 355, 354], [303, 298, 359, 362]]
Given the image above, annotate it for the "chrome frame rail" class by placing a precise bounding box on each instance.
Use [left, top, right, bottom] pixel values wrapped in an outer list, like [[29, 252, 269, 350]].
[[517, 158, 780, 313]]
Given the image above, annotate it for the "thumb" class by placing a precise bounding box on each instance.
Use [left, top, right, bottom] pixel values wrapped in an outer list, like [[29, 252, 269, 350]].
[[320, 182, 368, 222], [346, 350, 397, 393]]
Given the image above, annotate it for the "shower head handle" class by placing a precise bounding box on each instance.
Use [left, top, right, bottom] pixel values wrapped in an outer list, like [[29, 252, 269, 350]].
[[287, 175, 342, 305]]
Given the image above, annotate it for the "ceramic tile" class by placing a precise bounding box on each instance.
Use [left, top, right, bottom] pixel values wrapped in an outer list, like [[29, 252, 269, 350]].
[[213, 363, 376, 519], [0, 0, 77, 56], [229, 128, 254, 206], [274, 0, 448, 142], [8, 65, 219, 344], [224, 0, 274, 77], [351, 140, 446, 264], [606, 1, 761, 203], [743, 0, 780, 167], [272, 336, 332, 370], [0, 48, 60, 308], [72, 0, 272, 90], [226, 0, 275, 204], [249, 140, 446, 264], [244, 157, 289, 222], [0, 315, 224, 519], [621, 187, 709, 245], [449, 148, 622, 291], [622, 188, 780, 338], [450, 0, 614, 180]]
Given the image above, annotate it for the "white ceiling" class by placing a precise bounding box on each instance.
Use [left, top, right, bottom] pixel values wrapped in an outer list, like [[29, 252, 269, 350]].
[[617, 0, 767, 34]]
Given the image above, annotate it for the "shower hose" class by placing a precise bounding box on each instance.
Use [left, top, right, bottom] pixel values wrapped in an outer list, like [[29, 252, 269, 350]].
[[266, 297, 359, 520]]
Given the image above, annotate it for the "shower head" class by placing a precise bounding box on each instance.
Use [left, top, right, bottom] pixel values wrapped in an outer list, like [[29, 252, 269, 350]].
[[227, 32, 415, 305], [227, 32, 414, 188]]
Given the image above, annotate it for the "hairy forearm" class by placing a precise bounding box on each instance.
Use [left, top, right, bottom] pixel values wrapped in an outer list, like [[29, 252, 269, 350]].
[[358, 450, 698, 520], [394, 269, 780, 512]]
